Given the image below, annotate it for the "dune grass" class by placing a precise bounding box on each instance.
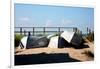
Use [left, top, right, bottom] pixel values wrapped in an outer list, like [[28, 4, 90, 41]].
[[86, 32, 94, 42], [15, 34, 23, 47]]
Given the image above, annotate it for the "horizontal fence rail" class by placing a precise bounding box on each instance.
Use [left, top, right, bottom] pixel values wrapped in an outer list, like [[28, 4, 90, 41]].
[[14, 27, 80, 36]]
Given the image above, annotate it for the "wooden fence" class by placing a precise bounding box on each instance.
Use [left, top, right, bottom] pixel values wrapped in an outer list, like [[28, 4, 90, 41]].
[[14, 27, 79, 36]]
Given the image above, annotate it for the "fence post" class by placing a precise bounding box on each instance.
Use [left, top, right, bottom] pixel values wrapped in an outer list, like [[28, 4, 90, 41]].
[[20, 27, 22, 36], [58, 27, 60, 36], [33, 27, 34, 36], [43, 27, 45, 35], [87, 27, 89, 35], [24, 30, 26, 36], [28, 31, 31, 36], [73, 28, 77, 33]]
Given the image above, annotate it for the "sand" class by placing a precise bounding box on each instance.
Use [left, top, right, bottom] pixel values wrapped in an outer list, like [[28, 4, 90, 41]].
[[15, 38, 94, 62]]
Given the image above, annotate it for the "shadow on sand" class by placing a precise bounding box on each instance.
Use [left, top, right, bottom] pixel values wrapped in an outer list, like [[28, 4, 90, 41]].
[[15, 53, 80, 65]]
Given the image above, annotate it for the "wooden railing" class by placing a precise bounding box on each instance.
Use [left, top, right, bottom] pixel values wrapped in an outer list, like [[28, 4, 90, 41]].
[[14, 27, 79, 36]]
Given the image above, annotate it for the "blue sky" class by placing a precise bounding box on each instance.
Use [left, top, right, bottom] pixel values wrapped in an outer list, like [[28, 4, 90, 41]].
[[15, 4, 94, 33]]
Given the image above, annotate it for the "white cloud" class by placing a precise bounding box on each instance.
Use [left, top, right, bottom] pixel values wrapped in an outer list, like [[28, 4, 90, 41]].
[[19, 17, 30, 22], [45, 19, 72, 27], [16, 17, 35, 27], [61, 19, 72, 24], [45, 20, 54, 27]]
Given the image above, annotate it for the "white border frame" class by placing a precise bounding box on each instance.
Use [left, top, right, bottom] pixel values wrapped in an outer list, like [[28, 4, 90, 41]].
[[10, 0, 14, 68], [11, 0, 95, 69]]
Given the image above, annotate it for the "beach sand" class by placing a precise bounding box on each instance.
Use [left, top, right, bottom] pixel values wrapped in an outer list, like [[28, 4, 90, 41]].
[[15, 39, 94, 65]]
